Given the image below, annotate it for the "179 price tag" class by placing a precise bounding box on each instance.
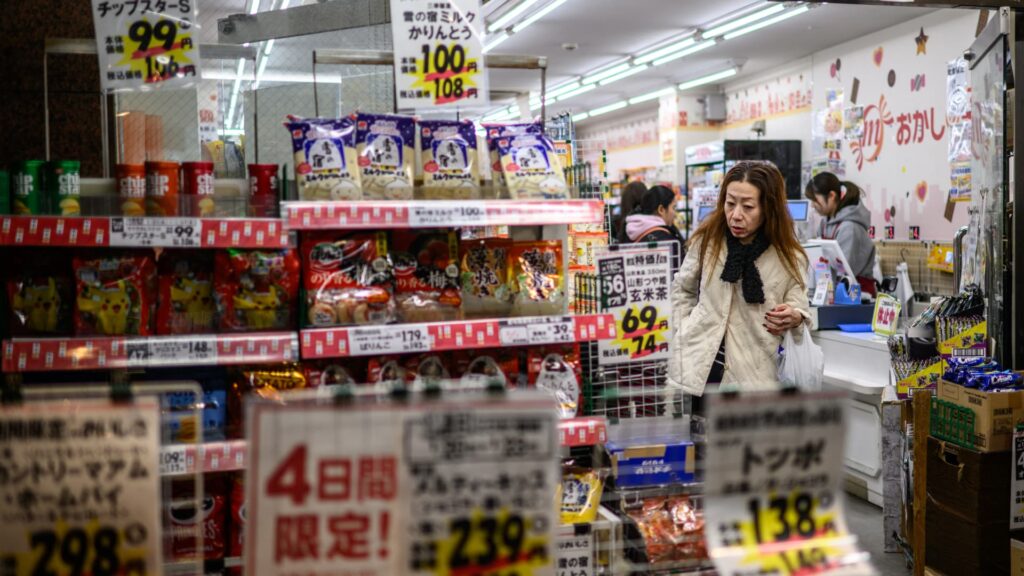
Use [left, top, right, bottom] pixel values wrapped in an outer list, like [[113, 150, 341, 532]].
[[348, 326, 432, 355]]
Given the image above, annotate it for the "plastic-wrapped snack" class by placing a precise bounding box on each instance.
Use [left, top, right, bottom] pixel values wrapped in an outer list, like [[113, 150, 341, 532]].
[[460, 238, 513, 319], [533, 351, 581, 418], [74, 253, 156, 336], [303, 232, 394, 327], [284, 116, 361, 200], [355, 113, 416, 200], [496, 131, 569, 199], [166, 476, 227, 561], [511, 241, 565, 316], [215, 249, 299, 332], [162, 385, 227, 444], [6, 250, 73, 336], [157, 251, 215, 335], [559, 469, 603, 524], [483, 122, 543, 194], [391, 230, 462, 323], [419, 119, 480, 199], [411, 355, 450, 390], [228, 366, 307, 438]]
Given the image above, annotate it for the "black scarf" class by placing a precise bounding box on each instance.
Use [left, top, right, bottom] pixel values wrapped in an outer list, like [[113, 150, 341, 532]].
[[721, 230, 771, 304]]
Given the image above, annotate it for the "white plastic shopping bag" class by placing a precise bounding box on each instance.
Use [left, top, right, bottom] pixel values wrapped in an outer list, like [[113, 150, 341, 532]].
[[777, 324, 824, 391]]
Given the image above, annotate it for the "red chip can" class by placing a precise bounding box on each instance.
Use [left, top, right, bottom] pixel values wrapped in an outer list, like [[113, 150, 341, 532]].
[[247, 163, 279, 217], [182, 161, 216, 217], [145, 161, 180, 216], [116, 164, 147, 216]]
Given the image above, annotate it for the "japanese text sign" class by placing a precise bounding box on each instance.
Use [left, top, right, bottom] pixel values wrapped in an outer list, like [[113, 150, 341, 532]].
[[389, 0, 489, 110], [90, 0, 201, 92], [247, 390, 558, 576], [871, 294, 900, 337], [554, 531, 592, 576], [595, 246, 672, 366], [0, 399, 162, 576], [705, 392, 875, 576]]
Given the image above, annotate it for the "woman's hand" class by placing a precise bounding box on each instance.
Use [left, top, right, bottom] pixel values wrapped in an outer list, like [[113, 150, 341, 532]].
[[764, 304, 804, 336]]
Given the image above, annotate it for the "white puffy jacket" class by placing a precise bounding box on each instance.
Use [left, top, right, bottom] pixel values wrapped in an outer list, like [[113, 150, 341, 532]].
[[667, 238, 811, 396]]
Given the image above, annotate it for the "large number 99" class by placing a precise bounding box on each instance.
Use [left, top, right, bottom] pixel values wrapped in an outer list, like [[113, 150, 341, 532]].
[[128, 19, 178, 52]]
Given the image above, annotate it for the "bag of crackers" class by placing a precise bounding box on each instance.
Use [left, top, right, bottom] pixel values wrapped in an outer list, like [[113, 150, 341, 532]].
[[284, 115, 361, 200], [355, 113, 416, 200], [460, 238, 513, 319], [483, 122, 543, 196], [214, 249, 299, 332], [419, 119, 480, 200], [511, 240, 566, 317], [390, 230, 462, 323], [302, 231, 395, 327], [495, 129, 570, 199]]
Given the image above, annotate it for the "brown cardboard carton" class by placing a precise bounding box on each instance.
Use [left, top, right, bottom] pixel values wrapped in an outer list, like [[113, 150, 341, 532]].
[[927, 436, 1010, 524], [1013, 538, 1024, 576], [937, 379, 1024, 452]]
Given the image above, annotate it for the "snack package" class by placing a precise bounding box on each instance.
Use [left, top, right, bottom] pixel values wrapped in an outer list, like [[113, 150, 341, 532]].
[[482, 122, 542, 192], [511, 241, 565, 316], [163, 386, 227, 444], [227, 366, 307, 438], [627, 496, 707, 564], [559, 469, 604, 524], [532, 350, 581, 418], [284, 116, 361, 200], [303, 361, 362, 388], [391, 230, 462, 323], [355, 113, 416, 200], [73, 253, 156, 336], [496, 131, 569, 199], [460, 238, 513, 319], [215, 249, 299, 332], [303, 232, 394, 327], [419, 119, 480, 199], [229, 475, 245, 561], [166, 475, 227, 561], [6, 250, 73, 336], [157, 251, 215, 335]]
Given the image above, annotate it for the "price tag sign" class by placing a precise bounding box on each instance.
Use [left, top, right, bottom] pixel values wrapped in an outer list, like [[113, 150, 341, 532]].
[[500, 317, 574, 346], [125, 336, 217, 367], [871, 294, 901, 336], [159, 444, 189, 476], [705, 392, 875, 576], [0, 398, 162, 575], [348, 325, 432, 356], [389, 0, 489, 110], [595, 246, 672, 366], [408, 201, 488, 227], [555, 531, 593, 576], [90, 0, 201, 92], [110, 217, 202, 247], [248, 390, 557, 576]]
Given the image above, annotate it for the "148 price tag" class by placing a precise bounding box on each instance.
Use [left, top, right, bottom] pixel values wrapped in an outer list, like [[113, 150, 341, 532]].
[[126, 337, 217, 367]]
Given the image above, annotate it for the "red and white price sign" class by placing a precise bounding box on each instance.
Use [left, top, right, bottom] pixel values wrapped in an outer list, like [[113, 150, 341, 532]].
[[247, 390, 558, 576], [871, 294, 901, 337], [0, 399, 162, 576], [499, 317, 574, 346], [348, 325, 432, 355]]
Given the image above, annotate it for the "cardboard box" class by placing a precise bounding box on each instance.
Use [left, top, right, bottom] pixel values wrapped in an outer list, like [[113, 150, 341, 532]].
[[937, 379, 1024, 452], [926, 498, 1009, 576], [606, 438, 695, 488], [1013, 539, 1024, 576], [927, 436, 1010, 524]]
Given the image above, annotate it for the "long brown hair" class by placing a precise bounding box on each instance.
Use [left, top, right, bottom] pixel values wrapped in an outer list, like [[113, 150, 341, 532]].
[[689, 161, 806, 287]]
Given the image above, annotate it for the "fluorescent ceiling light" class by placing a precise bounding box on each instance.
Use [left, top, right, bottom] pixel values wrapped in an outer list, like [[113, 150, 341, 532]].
[[635, 37, 696, 65], [279, 0, 291, 8], [589, 101, 628, 117], [723, 5, 810, 40], [629, 87, 676, 105], [483, 32, 509, 53], [248, 0, 260, 14], [488, 0, 543, 32], [555, 83, 596, 101], [678, 67, 738, 91], [599, 64, 648, 86], [547, 81, 582, 99], [651, 38, 717, 67], [263, 39, 275, 55], [571, 112, 589, 122], [702, 3, 785, 38], [582, 63, 630, 85], [513, 0, 569, 33]]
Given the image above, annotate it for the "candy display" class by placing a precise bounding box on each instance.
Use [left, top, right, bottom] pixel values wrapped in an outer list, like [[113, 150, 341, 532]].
[[165, 475, 227, 561], [157, 251, 216, 335], [496, 130, 569, 199], [285, 116, 361, 200], [529, 346, 582, 418], [419, 119, 480, 199], [943, 356, 1022, 390], [303, 232, 394, 326], [227, 366, 308, 438], [356, 113, 416, 200], [116, 163, 147, 216], [5, 251, 73, 336], [215, 249, 300, 332], [145, 160, 181, 216], [460, 238, 513, 319], [391, 230, 462, 323], [73, 253, 156, 336], [46, 160, 81, 216], [511, 240, 565, 316]]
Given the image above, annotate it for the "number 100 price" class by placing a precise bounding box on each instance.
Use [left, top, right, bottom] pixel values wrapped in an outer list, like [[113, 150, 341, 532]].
[[420, 44, 475, 102]]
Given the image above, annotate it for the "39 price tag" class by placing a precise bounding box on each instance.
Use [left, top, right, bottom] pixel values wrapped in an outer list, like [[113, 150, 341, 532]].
[[348, 325, 432, 355], [871, 294, 901, 336], [408, 201, 488, 227], [500, 317, 574, 346], [159, 445, 189, 476], [110, 217, 202, 247], [126, 337, 217, 367]]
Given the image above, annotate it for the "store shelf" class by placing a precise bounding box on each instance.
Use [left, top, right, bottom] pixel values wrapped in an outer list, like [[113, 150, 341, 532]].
[[559, 416, 608, 447], [160, 440, 247, 476], [300, 313, 616, 359], [0, 215, 291, 248], [2, 332, 299, 372], [283, 199, 606, 229]]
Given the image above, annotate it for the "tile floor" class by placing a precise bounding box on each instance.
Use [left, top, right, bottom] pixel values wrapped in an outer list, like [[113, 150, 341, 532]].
[[846, 496, 912, 575]]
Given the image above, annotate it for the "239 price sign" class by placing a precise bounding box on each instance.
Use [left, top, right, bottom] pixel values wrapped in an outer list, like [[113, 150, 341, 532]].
[[423, 511, 550, 576]]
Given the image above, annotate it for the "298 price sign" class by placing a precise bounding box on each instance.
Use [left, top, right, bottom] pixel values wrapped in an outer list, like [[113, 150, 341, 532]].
[[18, 524, 150, 576]]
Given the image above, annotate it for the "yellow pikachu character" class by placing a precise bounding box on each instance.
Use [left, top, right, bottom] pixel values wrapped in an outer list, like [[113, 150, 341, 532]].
[[171, 276, 214, 331], [78, 280, 133, 335], [13, 278, 61, 333], [234, 285, 281, 329]]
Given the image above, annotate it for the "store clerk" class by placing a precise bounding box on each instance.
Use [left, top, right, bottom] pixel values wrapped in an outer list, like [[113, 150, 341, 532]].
[[805, 172, 877, 296], [667, 161, 810, 399]]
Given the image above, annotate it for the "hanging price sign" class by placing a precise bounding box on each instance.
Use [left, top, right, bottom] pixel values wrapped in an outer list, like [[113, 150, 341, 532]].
[[595, 246, 672, 366], [705, 391, 876, 576], [871, 294, 901, 337], [90, 0, 201, 92], [0, 398, 162, 576], [389, 0, 489, 110]]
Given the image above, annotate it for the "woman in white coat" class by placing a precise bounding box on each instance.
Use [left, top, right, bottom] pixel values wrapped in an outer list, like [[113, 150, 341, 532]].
[[668, 161, 810, 399]]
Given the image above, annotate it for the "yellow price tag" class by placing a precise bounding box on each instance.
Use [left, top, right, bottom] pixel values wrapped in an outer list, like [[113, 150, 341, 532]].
[[409, 43, 483, 106], [430, 510, 550, 576], [13, 521, 151, 576]]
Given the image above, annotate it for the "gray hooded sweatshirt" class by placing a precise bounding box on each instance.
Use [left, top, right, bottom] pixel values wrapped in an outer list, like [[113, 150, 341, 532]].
[[821, 201, 875, 278]]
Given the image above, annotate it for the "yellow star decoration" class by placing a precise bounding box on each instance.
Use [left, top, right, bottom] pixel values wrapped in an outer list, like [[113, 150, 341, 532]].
[[915, 27, 929, 55], [409, 47, 482, 106]]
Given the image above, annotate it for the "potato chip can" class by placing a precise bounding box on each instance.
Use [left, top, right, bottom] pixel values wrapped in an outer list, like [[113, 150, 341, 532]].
[[11, 160, 45, 215], [0, 168, 9, 214], [145, 161, 180, 216], [47, 160, 81, 216], [116, 164, 147, 216], [182, 161, 216, 217], [247, 163, 279, 217]]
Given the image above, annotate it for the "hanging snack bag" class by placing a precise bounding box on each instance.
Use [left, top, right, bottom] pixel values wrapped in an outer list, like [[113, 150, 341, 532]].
[[483, 122, 542, 193], [559, 469, 604, 524], [460, 238, 513, 319], [284, 116, 361, 200], [6, 250, 73, 336], [354, 113, 416, 200], [497, 131, 569, 199], [227, 366, 307, 438], [533, 351, 581, 418], [419, 119, 480, 199], [303, 232, 394, 327], [74, 253, 156, 336], [391, 230, 462, 323], [215, 249, 299, 332], [157, 251, 215, 335], [511, 240, 565, 316]]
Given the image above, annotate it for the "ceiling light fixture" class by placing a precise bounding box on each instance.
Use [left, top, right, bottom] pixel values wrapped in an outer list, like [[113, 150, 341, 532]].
[[555, 83, 596, 101], [598, 64, 648, 86], [651, 39, 717, 67], [634, 37, 696, 65], [588, 101, 628, 117], [628, 87, 676, 105], [483, 32, 509, 53], [678, 67, 738, 91], [571, 112, 590, 122], [722, 5, 810, 40], [546, 81, 582, 98], [513, 0, 569, 33], [488, 0, 543, 32], [702, 3, 785, 38], [226, 58, 246, 127], [248, 0, 260, 14], [581, 62, 631, 85]]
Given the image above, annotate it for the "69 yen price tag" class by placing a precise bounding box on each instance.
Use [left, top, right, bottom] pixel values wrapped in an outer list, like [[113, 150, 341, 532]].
[[595, 246, 672, 366]]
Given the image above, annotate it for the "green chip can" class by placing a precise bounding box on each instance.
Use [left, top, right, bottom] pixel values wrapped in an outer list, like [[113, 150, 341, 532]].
[[12, 160, 45, 215], [0, 167, 9, 214], [47, 160, 81, 216]]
